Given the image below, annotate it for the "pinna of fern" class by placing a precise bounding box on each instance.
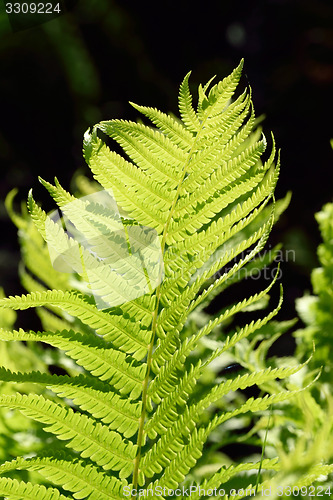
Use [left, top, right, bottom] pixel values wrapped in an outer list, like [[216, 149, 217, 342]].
[[0, 61, 309, 499]]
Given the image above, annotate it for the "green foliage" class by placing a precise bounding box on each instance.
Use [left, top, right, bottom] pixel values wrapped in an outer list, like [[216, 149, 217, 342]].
[[0, 63, 329, 498], [237, 196, 333, 497], [295, 201, 333, 383], [0, 288, 53, 472]]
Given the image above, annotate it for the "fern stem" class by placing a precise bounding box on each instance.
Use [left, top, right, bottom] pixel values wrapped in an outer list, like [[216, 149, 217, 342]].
[[132, 335, 154, 495], [255, 404, 273, 495], [132, 118, 207, 497]]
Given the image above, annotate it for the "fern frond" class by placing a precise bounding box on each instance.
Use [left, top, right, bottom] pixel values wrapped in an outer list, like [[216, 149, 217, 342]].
[[0, 328, 146, 398], [96, 120, 182, 190], [188, 216, 275, 312], [28, 190, 160, 311], [168, 158, 279, 244], [189, 458, 280, 499], [103, 119, 187, 166], [129, 102, 193, 148], [0, 477, 67, 500], [143, 362, 303, 477], [147, 278, 283, 431], [0, 289, 152, 359], [150, 271, 281, 401], [178, 71, 201, 133], [153, 388, 304, 490], [83, 131, 170, 232], [0, 455, 126, 499], [292, 463, 333, 487], [1, 64, 298, 495], [5, 188, 29, 230], [0, 367, 140, 438], [197, 60, 244, 119], [0, 393, 136, 477], [160, 190, 276, 308], [153, 217, 274, 364], [180, 103, 256, 193], [175, 138, 267, 217]]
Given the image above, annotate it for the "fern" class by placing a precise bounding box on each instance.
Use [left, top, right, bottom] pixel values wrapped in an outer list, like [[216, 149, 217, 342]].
[[295, 200, 333, 383], [0, 62, 308, 498], [227, 193, 333, 493], [0, 289, 54, 471]]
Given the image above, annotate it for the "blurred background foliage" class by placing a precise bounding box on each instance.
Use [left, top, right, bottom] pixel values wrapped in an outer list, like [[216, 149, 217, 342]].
[[0, 0, 332, 327]]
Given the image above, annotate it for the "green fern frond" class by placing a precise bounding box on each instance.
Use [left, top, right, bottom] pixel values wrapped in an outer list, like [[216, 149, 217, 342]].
[[129, 102, 193, 148], [197, 60, 244, 119], [0, 63, 309, 497], [152, 392, 299, 489], [0, 393, 136, 477], [189, 458, 280, 500], [178, 71, 202, 133], [96, 121, 181, 190], [143, 362, 305, 479], [0, 289, 152, 359], [149, 281, 282, 408], [0, 455, 126, 500], [152, 266, 280, 373], [0, 367, 140, 437], [0, 328, 146, 398], [0, 477, 67, 500]]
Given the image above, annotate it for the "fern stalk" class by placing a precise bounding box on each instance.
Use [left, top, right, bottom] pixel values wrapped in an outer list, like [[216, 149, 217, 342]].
[[131, 115, 208, 492]]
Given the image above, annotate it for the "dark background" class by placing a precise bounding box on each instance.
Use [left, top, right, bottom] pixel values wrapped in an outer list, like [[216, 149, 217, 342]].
[[0, 0, 332, 324]]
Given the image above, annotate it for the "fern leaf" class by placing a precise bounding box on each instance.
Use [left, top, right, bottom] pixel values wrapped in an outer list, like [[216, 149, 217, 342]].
[[178, 72, 201, 133], [0, 455, 126, 499], [0, 393, 136, 477], [0, 328, 146, 398], [143, 360, 303, 477], [96, 121, 181, 190], [0, 368, 140, 438], [84, 130, 171, 231], [175, 138, 267, 217], [0, 290, 151, 360], [5, 188, 30, 230], [150, 273, 281, 405], [0, 477, 67, 500], [153, 389, 303, 490], [197, 60, 244, 119], [181, 102, 255, 193], [155, 427, 207, 489], [28, 191, 160, 311], [155, 259, 280, 369], [0, 64, 295, 494], [102, 119, 187, 166], [153, 217, 274, 364], [189, 458, 280, 499], [129, 102, 193, 148]]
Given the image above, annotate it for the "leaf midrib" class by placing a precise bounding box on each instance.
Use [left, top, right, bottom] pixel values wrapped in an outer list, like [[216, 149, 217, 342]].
[[132, 103, 217, 491]]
